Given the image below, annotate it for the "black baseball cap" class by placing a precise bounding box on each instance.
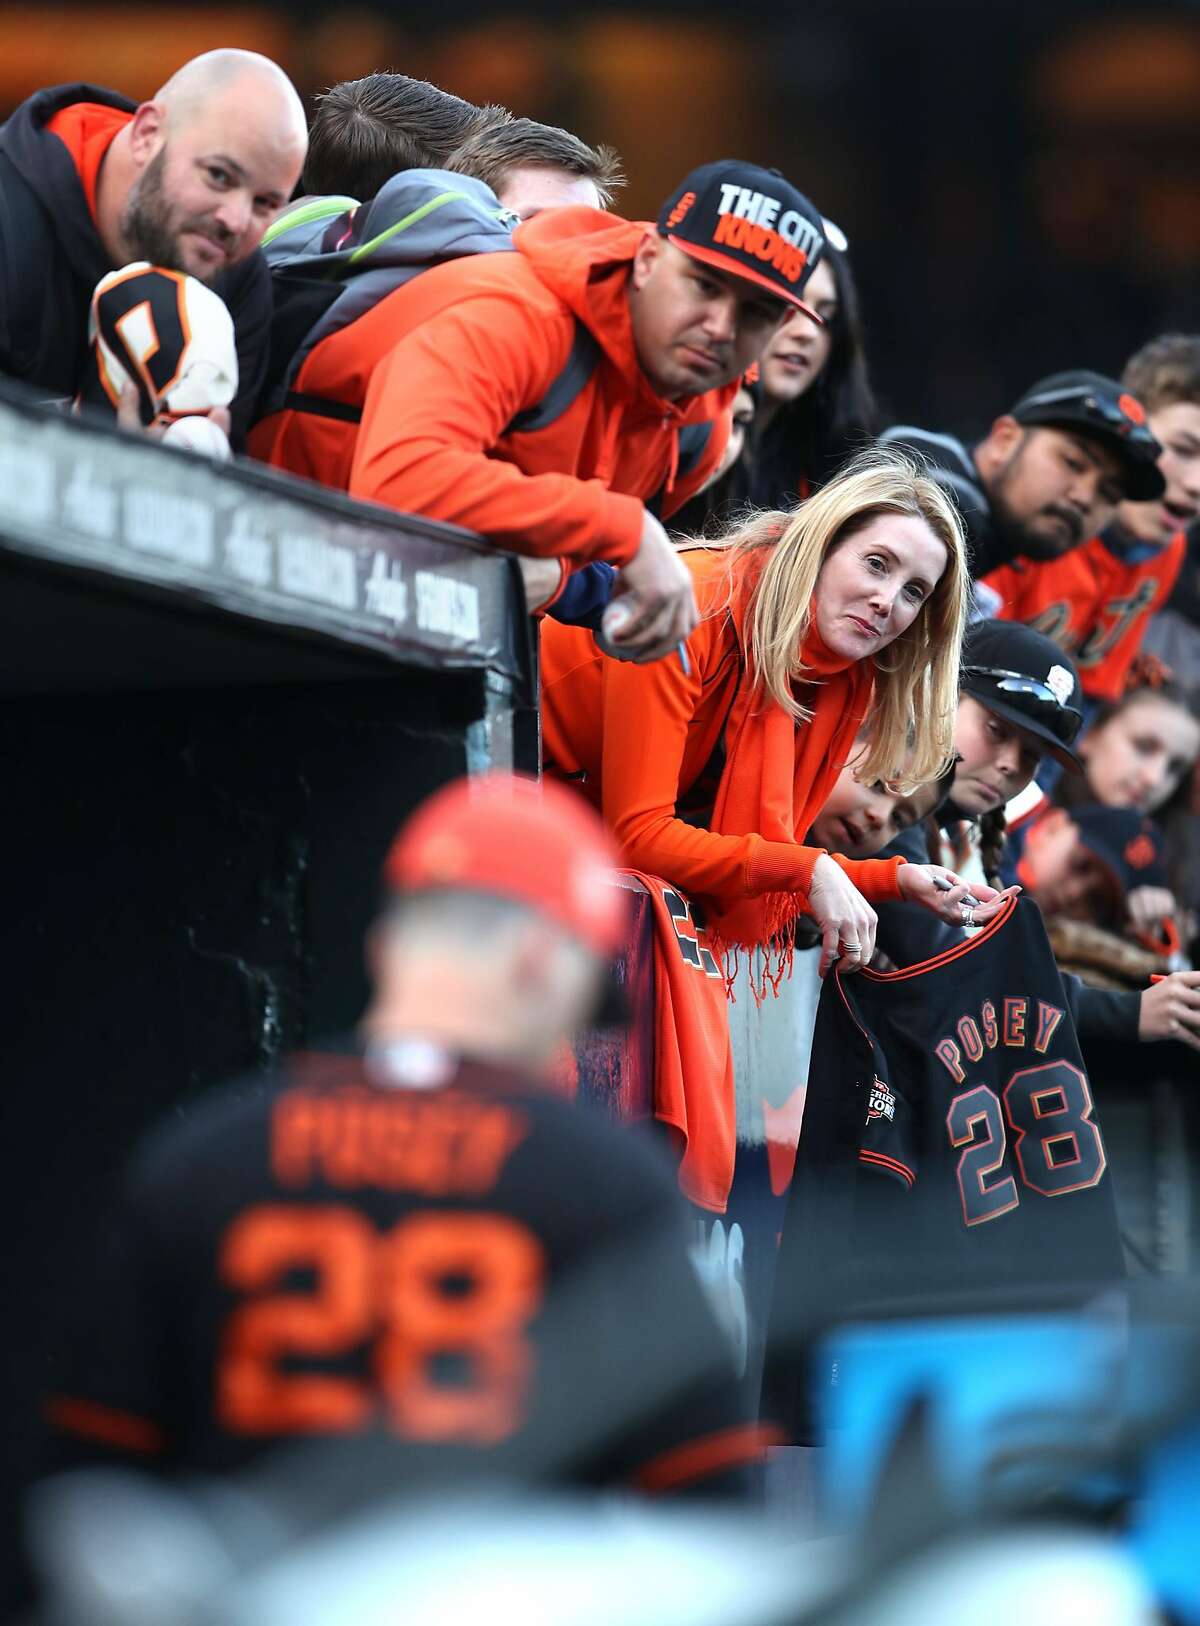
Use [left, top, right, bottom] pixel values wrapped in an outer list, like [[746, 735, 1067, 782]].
[[1010, 370, 1166, 501], [961, 620, 1085, 772], [1068, 804, 1167, 911], [657, 160, 827, 321]]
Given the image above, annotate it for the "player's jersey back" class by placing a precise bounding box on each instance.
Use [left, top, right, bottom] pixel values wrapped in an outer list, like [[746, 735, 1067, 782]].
[[46, 1046, 758, 1489]]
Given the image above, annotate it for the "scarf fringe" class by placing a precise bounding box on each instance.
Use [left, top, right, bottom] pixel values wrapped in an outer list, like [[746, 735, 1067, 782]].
[[710, 890, 801, 1006]]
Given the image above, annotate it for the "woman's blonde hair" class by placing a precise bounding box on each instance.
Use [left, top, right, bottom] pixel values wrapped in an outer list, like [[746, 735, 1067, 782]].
[[703, 447, 969, 788]]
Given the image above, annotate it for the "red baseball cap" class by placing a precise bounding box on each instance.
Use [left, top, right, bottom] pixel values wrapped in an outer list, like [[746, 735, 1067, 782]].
[[384, 773, 628, 958]]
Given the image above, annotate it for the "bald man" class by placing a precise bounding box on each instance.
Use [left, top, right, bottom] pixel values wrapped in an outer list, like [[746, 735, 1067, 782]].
[[0, 50, 307, 442]]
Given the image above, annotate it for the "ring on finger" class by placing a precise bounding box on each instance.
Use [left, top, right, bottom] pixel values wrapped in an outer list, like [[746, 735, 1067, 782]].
[[961, 903, 975, 928]]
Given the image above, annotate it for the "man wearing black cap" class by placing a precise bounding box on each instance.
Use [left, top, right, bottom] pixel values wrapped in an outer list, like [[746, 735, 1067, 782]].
[[251, 159, 828, 661], [881, 370, 1165, 582], [982, 337, 1200, 706]]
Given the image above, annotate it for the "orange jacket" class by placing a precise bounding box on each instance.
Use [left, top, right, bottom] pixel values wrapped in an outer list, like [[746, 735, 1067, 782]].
[[249, 209, 732, 566], [981, 530, 1186, 703], [541, 550, 906, 916]]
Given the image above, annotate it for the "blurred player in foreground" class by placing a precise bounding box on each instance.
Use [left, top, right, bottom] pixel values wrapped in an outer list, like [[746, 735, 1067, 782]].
[[42, 774, 770, 1494]]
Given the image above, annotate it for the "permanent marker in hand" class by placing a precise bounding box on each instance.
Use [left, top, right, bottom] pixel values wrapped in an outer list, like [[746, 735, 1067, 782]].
[[933, 872, 981, 908]]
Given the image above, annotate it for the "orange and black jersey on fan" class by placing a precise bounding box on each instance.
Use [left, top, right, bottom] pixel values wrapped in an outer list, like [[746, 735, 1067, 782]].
[[981, 529, 1186, 703], [766, 899, 1124, 1440], [46, 1047, 774, 1492]]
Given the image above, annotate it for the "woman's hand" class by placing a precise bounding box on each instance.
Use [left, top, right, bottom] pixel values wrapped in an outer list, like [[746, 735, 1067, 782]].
[[896, 864, 1020, 927], [1138, 971, 1200, 1051], [808, 853, 878, 978]]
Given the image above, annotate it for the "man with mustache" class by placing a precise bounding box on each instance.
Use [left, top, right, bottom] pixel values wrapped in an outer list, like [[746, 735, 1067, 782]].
[[882, 370, 1165, 584], [250, 160, 828, 663], [982, 337, 1200, 704], [0, 49, 307, 442]]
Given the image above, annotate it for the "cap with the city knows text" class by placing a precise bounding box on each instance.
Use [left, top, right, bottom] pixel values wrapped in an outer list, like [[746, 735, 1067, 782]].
[[657, 160, 827, 321], [384, 772, 628, 959]]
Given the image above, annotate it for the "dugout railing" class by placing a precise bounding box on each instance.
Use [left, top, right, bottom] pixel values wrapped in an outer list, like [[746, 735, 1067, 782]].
[[0, 382, 539, 1588]]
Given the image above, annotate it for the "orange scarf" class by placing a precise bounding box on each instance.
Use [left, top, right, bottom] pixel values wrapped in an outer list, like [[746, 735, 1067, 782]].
[[706, 557, 875, 985]]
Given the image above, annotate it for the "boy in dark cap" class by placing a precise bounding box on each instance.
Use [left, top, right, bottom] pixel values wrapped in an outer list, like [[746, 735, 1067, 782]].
[[861, 623, 1199, 1047], [1018, 804, 1171, 936]]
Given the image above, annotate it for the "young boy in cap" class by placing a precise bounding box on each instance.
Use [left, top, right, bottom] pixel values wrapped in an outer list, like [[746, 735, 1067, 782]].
[[45, 773, 774, 1492], [1017, 804, 1176, 945], [250, 159, 829, 663], [1019, 804, 1184, 994]]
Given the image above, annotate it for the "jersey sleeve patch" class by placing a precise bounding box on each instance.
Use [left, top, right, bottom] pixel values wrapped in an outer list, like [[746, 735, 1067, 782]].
[[860, 1070, 918, 1188]]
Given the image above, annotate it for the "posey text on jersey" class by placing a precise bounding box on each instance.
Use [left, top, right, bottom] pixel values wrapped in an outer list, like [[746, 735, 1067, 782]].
[[934, 996, 1066, 1085]]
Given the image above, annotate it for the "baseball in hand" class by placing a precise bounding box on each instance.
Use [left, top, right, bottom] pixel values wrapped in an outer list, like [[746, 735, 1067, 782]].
[[601, 598, 633, 642], [162, 416, 232, 461]]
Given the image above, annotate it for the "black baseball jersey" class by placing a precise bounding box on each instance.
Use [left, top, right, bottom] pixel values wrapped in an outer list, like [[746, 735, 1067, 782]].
[[766, 899, 1124, 1437], [46, 1045, 770, 1492]]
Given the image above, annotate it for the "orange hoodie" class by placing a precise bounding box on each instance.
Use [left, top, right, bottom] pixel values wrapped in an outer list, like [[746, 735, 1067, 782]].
[[541, 549, 907, 924], [45, 101, 131, 223], [249, 210, 733, 567]]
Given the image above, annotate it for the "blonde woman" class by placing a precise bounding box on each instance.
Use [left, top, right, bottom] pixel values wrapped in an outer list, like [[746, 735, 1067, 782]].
[[541, 449, 1016, 981]]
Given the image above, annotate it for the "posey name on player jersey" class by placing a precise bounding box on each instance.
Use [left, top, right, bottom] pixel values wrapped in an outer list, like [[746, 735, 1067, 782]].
[[44, 1048, 774, 1491]]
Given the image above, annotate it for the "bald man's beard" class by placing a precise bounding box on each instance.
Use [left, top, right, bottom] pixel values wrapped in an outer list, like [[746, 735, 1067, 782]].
[[120, 148, 235, 285]]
